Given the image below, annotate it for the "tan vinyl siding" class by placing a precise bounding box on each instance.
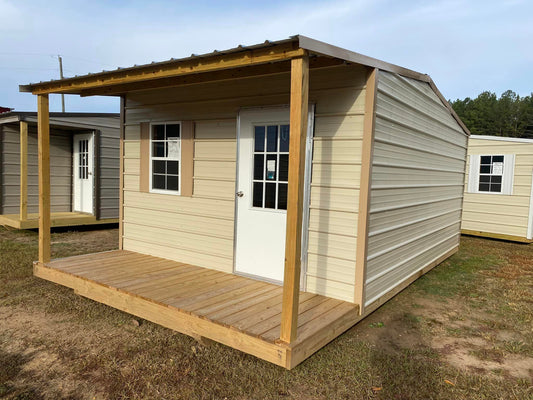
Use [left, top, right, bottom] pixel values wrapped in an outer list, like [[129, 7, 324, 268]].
[[1, 123, 72, 215], [365, 71, 467, 307], [462, 137, 533, 239], [305, 66, 367, 302], [122, 64, 367, 293]]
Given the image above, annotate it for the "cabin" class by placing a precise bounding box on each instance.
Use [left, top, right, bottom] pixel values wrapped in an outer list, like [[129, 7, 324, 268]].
[[20, 36, 469, 369], [0, 112, 120, 229], [462, 135, 533, 242]]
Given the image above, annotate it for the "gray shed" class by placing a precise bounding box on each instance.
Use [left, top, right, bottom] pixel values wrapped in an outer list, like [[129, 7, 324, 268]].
[[0, 112, 120, 228]]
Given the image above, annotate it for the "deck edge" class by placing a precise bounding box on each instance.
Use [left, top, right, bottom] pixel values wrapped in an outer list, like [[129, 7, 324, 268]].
[[34, 261, 289, 368]]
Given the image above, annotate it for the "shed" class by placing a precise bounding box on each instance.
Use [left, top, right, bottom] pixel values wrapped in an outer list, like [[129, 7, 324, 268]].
[[462, 135, 533, 242], [20, 36, 469, 368], [0, 112, 120, 229]]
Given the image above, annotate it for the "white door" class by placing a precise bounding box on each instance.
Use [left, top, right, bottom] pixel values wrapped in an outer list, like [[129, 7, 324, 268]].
[[73, 133, 94, 214], [235, 108, 290, 282]]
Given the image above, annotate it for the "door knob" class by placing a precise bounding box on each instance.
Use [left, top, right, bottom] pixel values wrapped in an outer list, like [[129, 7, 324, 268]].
[[236, 191, 244, 197]]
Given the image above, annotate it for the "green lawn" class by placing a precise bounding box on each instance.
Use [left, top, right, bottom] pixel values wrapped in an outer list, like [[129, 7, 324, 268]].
[[1, 227, 532, 399]]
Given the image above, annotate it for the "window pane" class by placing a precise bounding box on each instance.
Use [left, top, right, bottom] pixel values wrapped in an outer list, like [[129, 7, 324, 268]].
[[267, 125, 278, 152], [167, 161, 179, 175], [480, 165, 491, 174], [153, 174, 165, 189], [153, 142, 165, 157], [491, 175, 502, 184], [166, 124, 180, 139], [479, 175, 490, 183], [153, 160, 165, 174], [480, 156, 491, 164], [266, 154, 276, 180], [254, 126, 265, 152], [478, 183, 490, 192], [254, 154, 264, 180], [278, 183, 287, 210], [253, 182, 263, 207], [490, 183, 502, 192], [492, 155, 504, 163], [265, 183, 276, 208], [279, 125, 290, 152], [279, 154, 289, 182], [492, 162, 503, 175], [167, 140, 180, 159], [153, 125, 165, 140], [167, 175, 179, 191]]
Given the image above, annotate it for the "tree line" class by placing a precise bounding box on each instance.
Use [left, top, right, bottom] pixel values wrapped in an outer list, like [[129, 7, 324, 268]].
[[450, 90, 533, 138]]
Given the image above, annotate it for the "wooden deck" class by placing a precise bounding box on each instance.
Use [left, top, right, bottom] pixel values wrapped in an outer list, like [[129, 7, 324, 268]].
[[0, 212, 118, 229], [34, 250, 360, 369]]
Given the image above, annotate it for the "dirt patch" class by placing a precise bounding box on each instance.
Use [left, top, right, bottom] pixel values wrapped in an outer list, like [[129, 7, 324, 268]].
[[0, 306, 109, 399]]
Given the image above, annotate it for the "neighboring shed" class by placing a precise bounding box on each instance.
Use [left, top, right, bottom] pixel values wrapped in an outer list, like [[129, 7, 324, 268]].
[[0, 112, 120, 229], [21, 35, 469, 368], [462, 135, 533, 242]]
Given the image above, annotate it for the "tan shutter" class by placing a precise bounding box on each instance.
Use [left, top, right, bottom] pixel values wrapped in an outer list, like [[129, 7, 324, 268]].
[[139, 122, 150, 193], [181, 121, 194, 197]]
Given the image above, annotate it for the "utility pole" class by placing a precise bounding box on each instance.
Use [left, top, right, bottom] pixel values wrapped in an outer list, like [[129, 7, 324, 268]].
[[58, 55, 65, 112]]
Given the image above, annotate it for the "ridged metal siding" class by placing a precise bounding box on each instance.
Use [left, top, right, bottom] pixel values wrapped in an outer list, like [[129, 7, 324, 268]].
[[365, 71, 467, 307], [1, 123, 72, 214], [0, 115, 119, 219]]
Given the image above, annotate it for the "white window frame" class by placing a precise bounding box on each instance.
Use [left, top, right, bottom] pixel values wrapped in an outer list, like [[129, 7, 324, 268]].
[[149, 121, 182, 195], [467, 154, 515, 195]]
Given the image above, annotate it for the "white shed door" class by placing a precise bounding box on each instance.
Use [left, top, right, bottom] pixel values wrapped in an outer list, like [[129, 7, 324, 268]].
[[73, 133, 94, 214], [235, 108, 292, 283]]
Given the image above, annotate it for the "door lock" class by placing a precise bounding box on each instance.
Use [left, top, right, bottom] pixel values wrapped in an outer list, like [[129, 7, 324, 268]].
[[236, 191, 244, 197]]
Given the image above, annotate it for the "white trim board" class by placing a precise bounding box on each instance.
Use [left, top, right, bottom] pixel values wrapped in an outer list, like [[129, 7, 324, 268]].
[[470, 135, 533, 144]]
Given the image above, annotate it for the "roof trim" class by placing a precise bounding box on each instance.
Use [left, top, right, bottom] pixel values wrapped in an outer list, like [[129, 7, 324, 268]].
[[470, 135, 533, 143], [296, 35, 429, 82]]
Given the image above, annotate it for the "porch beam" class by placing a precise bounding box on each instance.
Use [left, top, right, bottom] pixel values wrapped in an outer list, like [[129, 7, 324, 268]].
[[23, 43, 306, 95], [354, 68, 378, 314], [19, 121, 28, 221], [78, 57, 345, 97], [37, 95, 51, 263], [280, 53, 309, 344]]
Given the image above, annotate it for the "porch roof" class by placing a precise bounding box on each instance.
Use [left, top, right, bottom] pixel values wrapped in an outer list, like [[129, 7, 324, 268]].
[[17, 35, 468, 134]]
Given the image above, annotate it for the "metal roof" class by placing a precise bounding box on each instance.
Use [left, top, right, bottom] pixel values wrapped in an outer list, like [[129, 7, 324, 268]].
[[19, 35, 429, 92]]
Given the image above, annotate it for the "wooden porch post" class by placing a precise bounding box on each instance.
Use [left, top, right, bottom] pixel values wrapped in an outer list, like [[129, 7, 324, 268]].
[[37, 95, 51, 264], [354, 68, 378, 314], [19, 121, 28, 221], [280, 53, 309, 344]]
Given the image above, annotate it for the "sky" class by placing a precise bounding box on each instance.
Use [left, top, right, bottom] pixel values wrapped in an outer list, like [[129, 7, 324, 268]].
[[0, 0, 531, 113]]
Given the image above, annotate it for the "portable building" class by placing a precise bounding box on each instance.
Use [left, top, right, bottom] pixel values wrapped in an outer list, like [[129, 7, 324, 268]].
[[0, 112, 120, 228], [462, 135, 533, 242], [20, 36, 469, 368]]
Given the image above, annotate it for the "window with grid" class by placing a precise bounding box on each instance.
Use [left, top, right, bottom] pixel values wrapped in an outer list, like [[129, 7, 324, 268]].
[[252, 124, 290, 210], [478, 155, 504, 193], [150, 123, 181, 193]]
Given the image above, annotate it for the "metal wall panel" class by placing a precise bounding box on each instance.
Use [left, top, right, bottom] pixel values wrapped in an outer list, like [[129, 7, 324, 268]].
[[365, 71, 467, 307]]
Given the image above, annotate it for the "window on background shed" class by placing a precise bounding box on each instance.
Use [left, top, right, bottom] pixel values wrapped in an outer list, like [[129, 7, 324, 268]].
[[467, 154, 515, 195], [150, 123, 181, 194]]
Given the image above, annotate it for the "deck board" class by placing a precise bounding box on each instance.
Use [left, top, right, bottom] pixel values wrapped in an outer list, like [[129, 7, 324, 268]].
[[35, 250, 360, 369]]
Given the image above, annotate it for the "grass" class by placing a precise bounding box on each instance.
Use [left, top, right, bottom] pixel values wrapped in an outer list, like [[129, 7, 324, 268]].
[[1, 227, 532, 399]]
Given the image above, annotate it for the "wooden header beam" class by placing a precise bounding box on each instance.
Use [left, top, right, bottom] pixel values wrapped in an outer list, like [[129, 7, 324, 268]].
[[19, 121, 28, 221], [37, 95, 51, 264], [22, 43, 305, 96], [79, 57, 345, 97], [280, 53, 309, 344]]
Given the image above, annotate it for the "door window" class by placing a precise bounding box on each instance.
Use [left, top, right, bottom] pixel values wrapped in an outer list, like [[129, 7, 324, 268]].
[[252, 124, 289, 210], [78, 139, 89, 180]]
